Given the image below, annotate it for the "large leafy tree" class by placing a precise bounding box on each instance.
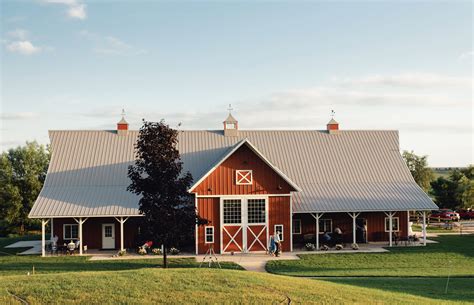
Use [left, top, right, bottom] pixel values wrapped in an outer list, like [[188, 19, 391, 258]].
[[0, 142, 50, 234], [402, 151, 434, 192], [431, 166, 473, 209], [128, 120, 195, 268]]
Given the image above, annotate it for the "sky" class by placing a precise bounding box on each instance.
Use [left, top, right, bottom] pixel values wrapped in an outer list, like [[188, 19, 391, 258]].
[[1, 0, 472, 167]]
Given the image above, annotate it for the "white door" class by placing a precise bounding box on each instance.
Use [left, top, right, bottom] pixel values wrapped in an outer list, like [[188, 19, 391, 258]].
[[102, 224, 115, 249]]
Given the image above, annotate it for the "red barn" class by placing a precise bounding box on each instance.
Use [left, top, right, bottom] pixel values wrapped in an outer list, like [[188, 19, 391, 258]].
[[29, 112, 437, 256]]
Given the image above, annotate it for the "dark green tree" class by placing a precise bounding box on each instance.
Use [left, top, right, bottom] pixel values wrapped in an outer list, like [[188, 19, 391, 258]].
[[0, 142, 50, 234], [430, 166, 473, 210], [127, 120, 195, 268], [402, 151, 434, 192]]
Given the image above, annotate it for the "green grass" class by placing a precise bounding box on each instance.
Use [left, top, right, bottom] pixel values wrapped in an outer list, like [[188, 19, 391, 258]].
[[0, 268, 469, 304], [322, 277, 474, 303], [266, 235, 474, 277], [412, 224, 460, 233]]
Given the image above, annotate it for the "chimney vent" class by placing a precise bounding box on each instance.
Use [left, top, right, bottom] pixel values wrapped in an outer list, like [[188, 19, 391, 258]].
[[117, 109, 129, 135]]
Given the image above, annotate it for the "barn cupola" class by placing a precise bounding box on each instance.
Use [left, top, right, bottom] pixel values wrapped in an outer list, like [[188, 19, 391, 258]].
[[223, 104, 239, 137], [326, 110, 339, 134], [117, 109, 129, 135]]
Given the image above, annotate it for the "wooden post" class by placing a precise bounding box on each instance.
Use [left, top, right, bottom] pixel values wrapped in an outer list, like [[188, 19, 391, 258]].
[[348, 212, 360, 245], [311, 213, 324, 250], [115, 217, 129, 252], [79, 217, 83, 255], [41, 219, 49, 257], [422, 211, 427, 246], [385, 212, 394, 247]]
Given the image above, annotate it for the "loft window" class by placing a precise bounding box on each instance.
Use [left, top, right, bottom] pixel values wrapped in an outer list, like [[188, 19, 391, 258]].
[[236, 170, 253, 185], [225, 122, 236, 129], [223, 199, 242, 224], [248, 199, 266, 224]]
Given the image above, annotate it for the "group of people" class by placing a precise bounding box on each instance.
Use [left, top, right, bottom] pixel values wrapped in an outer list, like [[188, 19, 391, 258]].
[[268, 231, 282, 256], [321, 227, 343, 247]]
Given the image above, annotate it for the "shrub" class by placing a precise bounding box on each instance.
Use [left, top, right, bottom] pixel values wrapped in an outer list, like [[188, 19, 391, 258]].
[[152, 248, 162, 255], [169, 247, 180, 255], [138, 247, 147, 255]]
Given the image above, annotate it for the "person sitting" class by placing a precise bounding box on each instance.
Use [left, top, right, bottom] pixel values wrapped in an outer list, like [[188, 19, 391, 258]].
[[67, 240, 76, 255], [322, 231, 332, 244]]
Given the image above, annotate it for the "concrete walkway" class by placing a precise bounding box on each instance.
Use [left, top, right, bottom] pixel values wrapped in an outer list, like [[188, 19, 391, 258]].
[[4, 240, 42, 255], [195, 253, 300, 272]]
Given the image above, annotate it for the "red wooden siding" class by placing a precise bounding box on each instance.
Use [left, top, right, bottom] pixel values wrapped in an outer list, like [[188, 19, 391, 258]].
[[269, 196, 291, 252], [247, 225, 267, 251], [193, 144, 294, 196], [197, 197, 220, 254], [52, 217, 139, 249], [293, 211, 408, 244], [222, 225, 243, 253]]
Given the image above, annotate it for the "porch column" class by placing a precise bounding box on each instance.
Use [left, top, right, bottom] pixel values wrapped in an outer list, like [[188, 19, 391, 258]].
[[384, 212, 395, 247], [422, 211, 427, 246], [115, 217, 130, 252], [51, 218, 54, 239], [74, 217, 88, 255], [41, 219, 50, 257], [348, 212, 360, 245], [311, 213, 324, 250]]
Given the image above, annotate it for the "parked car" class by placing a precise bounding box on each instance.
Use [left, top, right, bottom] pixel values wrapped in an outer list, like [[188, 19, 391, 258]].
[[430, 209, 460, 221], [457, 209, 474, 220]]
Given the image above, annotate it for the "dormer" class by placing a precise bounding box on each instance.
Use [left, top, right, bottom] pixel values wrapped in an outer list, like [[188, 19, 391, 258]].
[[117, 109, 129, 135]]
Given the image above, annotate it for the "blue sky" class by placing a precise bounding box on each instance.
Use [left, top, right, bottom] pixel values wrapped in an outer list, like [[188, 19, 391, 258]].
[[1, 0, 472, 166]]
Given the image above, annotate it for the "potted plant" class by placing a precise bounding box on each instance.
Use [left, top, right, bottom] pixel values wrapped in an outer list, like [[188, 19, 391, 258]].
[[169, 247, 180, 255], [304, 243, 316, 251]]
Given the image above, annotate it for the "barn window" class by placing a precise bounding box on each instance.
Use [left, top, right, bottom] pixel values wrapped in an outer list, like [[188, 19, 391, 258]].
[[292, 219, 302, 234], [236, 170, 253, 185], [274, 224, 284, 241], [63, 224, 78, 240], [205, 226, 214, 243], [223, 199, 242, 224], [385, 217, 400, 232], [248, 199, 266, 224], [318, 219, 332, 233]]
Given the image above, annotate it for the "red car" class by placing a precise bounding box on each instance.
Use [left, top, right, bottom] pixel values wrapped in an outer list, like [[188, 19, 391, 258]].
[[430, 209, 460, 221], [457, 209, 474, 220]]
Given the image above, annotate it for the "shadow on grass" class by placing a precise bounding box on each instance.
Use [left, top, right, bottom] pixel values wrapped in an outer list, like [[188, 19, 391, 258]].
[[321, 277, 474, 303]]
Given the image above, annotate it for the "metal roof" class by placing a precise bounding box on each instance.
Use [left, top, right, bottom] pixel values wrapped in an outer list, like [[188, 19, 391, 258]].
[[29, 129, 437, 218]]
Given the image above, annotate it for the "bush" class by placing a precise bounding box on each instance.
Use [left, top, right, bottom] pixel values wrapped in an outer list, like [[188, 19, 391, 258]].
[[152, 248, 162, 255], [169, 247, 180, 255], [138, 247, 147, 255]]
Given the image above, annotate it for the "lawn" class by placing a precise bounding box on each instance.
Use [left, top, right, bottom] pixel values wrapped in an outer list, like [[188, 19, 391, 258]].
[[0, 268, 469, 304], [266, 235, 474, 277], [412, 224, 460, 233]]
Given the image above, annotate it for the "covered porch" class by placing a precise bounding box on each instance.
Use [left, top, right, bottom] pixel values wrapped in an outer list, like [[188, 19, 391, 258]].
[[292, 210, 429, 250], [40, 216, 143, 257]]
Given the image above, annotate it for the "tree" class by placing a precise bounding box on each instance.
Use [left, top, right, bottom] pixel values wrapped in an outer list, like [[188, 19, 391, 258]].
[[402, 151, 434, 192], [127, 120, 195, 268], [430, 166, 474, 210], [0, 142, 50, 234]]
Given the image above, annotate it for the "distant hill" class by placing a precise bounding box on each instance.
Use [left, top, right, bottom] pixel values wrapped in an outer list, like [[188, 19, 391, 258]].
[[431, 167, 465, 179]]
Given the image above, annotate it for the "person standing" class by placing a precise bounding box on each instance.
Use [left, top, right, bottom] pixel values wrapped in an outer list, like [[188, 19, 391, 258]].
[[274, 231, 281, 257]]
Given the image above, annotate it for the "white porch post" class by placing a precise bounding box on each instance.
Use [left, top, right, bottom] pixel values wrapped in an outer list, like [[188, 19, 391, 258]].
[[422, 211, 427, 246], [311, 213, 324, 250], [41, 219, 49, 257], [50, 218, 54, 239], [348, 212, 360, 245], [79, 217, 83, 255], [384, 212, 394, 247], [115, 217, 130, 252]]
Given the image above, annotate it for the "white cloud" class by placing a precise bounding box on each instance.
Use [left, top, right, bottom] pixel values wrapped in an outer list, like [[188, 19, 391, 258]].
[[459, 51, 473, 60], [0, 112, 40, 120], [6, 41, 41, 55], [67, 4, 86, 20], [41, 0, 87, 20], [8, 29, 29, 40], [80, 31, 146, 56], [332, 73, 472, 88]]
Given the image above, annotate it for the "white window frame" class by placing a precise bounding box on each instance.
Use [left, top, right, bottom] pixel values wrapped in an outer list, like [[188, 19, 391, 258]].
[[222, 199, 243, 225], [236, 170, 253, 185], [205, 226, 214, 244], [247, 198, 266, 224], [385, 217, 400, 232], [292, 219, 302, 234], [318, 219, 333, 233], [63, 224, 79, 240], [274, 224, 284, 242]]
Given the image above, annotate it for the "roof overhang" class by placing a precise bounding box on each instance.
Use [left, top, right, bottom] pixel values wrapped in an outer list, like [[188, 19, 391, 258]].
[[188, 138, 302, 193]]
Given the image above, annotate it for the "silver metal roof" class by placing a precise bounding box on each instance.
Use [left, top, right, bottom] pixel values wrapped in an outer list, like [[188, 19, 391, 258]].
[[29, 129, 437, 218]]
